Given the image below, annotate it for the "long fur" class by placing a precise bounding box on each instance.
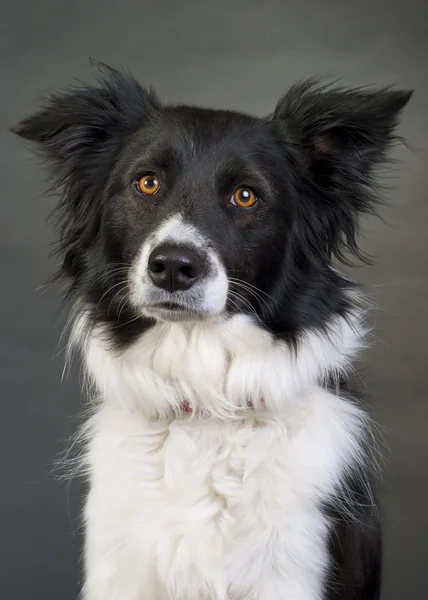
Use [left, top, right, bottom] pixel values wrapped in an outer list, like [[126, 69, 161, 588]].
[[13, 63, 411, 600]]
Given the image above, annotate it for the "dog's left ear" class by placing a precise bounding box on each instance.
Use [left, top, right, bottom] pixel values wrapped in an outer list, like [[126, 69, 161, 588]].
[[272, 81, 412, 261]]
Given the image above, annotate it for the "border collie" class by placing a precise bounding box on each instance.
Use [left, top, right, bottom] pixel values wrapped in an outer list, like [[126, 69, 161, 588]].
[[14, 64, 411, 600]]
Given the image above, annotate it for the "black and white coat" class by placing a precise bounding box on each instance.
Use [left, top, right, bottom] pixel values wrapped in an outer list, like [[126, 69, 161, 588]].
[[14, 65, 411, 600]]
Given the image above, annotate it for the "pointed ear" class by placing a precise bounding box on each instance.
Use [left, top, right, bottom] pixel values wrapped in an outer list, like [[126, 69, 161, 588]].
[[272, 81, 412, 261], [12, 62, 159, 164], [12, 63, 160, 277]]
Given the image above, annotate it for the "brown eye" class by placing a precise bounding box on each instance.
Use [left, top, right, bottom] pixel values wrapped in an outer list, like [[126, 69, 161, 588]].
[[136, 174, 160, 196], [231, 187, 257, 208]]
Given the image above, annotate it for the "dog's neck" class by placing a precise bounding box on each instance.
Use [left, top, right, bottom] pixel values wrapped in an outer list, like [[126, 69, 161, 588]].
[[70, 309, 366, 420]]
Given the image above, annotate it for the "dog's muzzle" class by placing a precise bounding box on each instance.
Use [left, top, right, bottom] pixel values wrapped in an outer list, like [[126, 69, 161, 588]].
[[129, 217, 229, 322]]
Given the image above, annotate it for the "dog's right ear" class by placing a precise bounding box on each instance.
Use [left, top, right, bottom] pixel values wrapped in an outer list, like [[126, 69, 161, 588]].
[[12, 63, 159, 176], [12, 63, 160, 277]]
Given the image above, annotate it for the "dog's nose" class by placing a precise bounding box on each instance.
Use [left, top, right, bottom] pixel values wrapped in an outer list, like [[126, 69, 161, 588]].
[[147, 245, 204, 292]]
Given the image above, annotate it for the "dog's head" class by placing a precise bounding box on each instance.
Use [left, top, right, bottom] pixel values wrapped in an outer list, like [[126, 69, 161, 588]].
[[13, 65, 411, 345]]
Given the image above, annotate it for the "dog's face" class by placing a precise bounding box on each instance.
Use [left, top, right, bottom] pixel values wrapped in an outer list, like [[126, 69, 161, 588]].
[[104, 108, 291, 323], [13, 66, 411, 344]]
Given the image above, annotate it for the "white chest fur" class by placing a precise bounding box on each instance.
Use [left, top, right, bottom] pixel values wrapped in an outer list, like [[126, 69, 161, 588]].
[[75, 313, 367, 600]]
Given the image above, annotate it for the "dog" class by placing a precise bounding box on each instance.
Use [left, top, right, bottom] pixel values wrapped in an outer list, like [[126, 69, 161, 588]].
[[14, 64, 411, 600]]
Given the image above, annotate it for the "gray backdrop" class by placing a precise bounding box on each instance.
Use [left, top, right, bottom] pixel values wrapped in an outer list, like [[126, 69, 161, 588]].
[[1, 1, 427, 599]]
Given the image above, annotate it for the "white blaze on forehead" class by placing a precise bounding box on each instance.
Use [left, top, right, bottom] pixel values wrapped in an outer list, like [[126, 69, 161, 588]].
[[151, 214, 207, 247]]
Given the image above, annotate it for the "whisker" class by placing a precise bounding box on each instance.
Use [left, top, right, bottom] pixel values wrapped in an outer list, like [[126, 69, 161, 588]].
[[107, 283, 128, 315], [117, 296, 130, 321], [230, 281, 268, 306], [115, 314, 142, 328], [98, 280, 128, 305], [229, 281, 272, 313], [228, 290, 260, 321], [89, 266, 130, 287], [227, 296, 246, 317], [228, 277, 279, 304]]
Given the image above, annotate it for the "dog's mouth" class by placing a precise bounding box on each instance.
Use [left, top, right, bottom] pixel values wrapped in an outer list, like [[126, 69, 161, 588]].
[[156, 302, 186, 311], [143, 301, 208, 322]]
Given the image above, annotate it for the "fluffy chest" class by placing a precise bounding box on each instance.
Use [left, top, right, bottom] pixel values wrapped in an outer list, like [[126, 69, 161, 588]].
[[84, 389, 364, 600], [80, 314, 366, 599]]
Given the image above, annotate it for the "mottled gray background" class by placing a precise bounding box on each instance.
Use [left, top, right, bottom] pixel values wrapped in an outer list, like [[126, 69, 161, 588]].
[[1, 1, 427, 599]]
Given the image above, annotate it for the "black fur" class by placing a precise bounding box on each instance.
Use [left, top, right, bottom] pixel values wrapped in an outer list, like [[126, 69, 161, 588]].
[[324, 375, 382, 599], [324, 468, 382, 600], [13, 64, 411, 598]]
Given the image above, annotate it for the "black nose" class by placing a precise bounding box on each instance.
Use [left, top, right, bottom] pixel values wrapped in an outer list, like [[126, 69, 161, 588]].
[[147, 244, 205, 292]]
